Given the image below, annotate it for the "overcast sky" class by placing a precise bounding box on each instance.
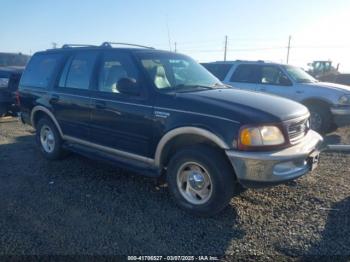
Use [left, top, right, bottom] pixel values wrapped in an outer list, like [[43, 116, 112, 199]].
[[2, 0, 350, 72]]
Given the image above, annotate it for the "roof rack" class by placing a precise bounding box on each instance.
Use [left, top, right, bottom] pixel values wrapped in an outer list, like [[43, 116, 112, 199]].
[[62, 44, 97, 49], [101, 42, 155, 49]]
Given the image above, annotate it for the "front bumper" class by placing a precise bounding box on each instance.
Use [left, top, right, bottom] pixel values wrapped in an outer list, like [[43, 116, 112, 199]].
[[331, 106, 350, 127], [226, 130, 324, 188]]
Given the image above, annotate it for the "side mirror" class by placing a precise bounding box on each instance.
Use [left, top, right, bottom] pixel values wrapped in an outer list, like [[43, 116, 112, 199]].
[[279, 76, 293, 86], [117, 77, 140, 96]]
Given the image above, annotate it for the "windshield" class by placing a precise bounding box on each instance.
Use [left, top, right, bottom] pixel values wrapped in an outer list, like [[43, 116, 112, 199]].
[[284, 65, 318, 83], [136, 52, 225, 92]]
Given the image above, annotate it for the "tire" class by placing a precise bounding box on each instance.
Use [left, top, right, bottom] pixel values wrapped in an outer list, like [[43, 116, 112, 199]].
[[36, 117, 64, 160], [166, 145, 238, 217], [307, 104, 332, 134]]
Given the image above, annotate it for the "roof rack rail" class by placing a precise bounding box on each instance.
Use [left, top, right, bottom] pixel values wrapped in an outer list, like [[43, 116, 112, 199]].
[[101, 42, 155, 49], [62, 44, 97, 49]]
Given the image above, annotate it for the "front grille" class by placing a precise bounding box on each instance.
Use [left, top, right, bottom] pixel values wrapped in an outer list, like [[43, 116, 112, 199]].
[[287, 117, 310, 144]]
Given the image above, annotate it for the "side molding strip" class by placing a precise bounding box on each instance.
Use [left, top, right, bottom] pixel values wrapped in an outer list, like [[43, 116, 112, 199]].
[[64, 136, 155, 166], [154, 127, 229, 167]]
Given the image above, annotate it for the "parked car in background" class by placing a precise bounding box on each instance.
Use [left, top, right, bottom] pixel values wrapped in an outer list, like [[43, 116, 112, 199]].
[[0, 66, 24, 116], [202, 61, 350, 133], [0, 52, 30, 67], [319, 73, 350, 87], [18, 43, 323, 216]]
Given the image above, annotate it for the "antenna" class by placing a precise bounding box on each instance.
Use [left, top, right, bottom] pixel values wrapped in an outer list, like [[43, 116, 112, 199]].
[[166, 16, 172, 51]]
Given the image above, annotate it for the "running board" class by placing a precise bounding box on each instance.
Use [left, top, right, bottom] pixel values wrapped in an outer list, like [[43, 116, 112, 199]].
[[63, 142, 159, 177]]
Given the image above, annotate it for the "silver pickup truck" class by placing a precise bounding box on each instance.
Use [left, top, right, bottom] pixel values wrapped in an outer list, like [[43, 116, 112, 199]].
[[202, 61, 350, 133]]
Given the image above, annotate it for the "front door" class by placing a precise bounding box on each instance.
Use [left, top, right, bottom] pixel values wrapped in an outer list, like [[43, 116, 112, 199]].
[[255, 65, 298, 100], [89, 51, 154, 158]]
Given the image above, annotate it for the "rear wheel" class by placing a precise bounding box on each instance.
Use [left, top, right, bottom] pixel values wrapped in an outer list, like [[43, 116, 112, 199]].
[[36, 117, 64, 160], [166, 145, 238, 216], [307, 104, 332, 133]]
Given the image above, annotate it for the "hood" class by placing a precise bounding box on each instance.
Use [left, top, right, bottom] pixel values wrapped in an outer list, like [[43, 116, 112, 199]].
[[306, 81, 350, 93], [176, 88, 309, 123]]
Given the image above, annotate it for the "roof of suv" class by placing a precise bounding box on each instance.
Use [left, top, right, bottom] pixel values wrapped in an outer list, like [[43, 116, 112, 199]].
[[203, 60, 288, 67]]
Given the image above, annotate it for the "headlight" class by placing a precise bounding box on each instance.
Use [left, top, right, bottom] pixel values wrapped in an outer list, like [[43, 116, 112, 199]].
[[239, 125, 285, 149], [339, 95, 350, 105], [0, 77, 9, 89]]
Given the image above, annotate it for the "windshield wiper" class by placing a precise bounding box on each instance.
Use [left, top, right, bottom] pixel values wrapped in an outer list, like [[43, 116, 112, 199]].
[[169, 84, 214, 93], [160, 83, 228, 93], [297, 79, 316, 83], [213, 82, 229, 88]]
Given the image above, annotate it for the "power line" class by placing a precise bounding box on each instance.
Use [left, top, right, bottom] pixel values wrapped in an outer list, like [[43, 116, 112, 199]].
[[180, 47, 285, 53]]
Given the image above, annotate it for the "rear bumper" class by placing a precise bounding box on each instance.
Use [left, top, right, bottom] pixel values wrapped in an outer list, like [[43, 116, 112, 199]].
[[331, 106, 350, 127], [225, 130, 324, 188]]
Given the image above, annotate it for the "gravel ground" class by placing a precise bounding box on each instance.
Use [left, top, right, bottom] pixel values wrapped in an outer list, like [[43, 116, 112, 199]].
[[0, 117, 349, 259]]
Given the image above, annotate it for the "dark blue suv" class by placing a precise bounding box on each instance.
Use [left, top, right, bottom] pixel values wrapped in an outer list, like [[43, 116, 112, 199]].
[[18, 42, 323, 216]]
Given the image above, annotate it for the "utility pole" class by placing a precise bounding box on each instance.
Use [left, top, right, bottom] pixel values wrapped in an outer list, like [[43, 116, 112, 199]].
[[52, 42, 57, 49], [174, 42, 177, 53], [224, 35, 228, 61], [286, 35, 291, 64]]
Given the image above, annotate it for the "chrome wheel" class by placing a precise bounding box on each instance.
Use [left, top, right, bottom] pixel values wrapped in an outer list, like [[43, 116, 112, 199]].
[[310, 111, 323, 131], [176, 162, 213, 205], [40, 125, 55, 153]]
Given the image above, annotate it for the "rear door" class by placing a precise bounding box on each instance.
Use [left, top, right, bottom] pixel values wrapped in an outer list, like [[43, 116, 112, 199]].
[[226, 64, 259, 91], [89, 50, 154, 157], [51, 51, 99, 140], [201, 63, 233, 81]]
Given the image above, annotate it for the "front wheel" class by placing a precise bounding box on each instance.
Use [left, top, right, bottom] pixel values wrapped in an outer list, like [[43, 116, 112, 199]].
[[307, 104, 332, 133], [166, 145, 238, 216]]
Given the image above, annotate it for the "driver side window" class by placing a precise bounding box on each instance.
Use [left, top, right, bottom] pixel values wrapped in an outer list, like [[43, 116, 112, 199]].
[[98, 52, 139, 93], [259, 66, 291, 86]]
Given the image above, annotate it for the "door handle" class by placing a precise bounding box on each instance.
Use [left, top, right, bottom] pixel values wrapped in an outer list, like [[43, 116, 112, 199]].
[[296, 90, 304, 94], [95, 100, 106, 109], [50, 94, 60, 103]]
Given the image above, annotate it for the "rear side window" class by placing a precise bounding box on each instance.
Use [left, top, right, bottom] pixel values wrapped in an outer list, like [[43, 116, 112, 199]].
[[20, 53, 62, 88], [202, 63, 232, 81], [59, 52, 98, 90], [230, 64, 259, 83]]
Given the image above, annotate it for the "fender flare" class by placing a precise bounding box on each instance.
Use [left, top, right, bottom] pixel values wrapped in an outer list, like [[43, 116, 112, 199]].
[[30, 106, 63, 137], [154, 127, 229, 167]]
